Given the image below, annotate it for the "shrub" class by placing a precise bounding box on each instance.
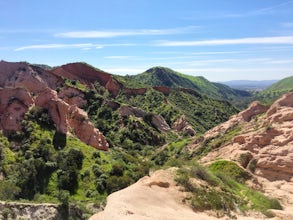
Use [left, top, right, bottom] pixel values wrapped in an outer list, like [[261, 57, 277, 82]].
[[0, 180, 21, 200], [209, 160, 251, 183]]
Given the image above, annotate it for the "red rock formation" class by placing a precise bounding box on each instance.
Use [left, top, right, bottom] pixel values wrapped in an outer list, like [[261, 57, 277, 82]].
[[153, 86, 171, 95], [0, 61, 108, 150], [0, 61, 62, 92], [124, 88, 147, 97], [0, 88, 34, 131], [53, 62, 111, 86], [58, 87, 87, 108], [68, 106, 108, 150], [105, 77, 122, 97]]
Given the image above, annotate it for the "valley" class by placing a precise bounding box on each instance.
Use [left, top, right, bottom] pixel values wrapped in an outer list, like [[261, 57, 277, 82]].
[[0, 60, 292, 219]]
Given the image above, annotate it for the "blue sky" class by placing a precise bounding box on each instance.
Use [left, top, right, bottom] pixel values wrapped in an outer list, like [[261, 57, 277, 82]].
[[0, 0, 293, 81]]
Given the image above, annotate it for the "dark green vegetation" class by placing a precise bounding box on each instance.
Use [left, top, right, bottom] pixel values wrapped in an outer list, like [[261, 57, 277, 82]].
[[0, 107, 150, 219], [175, 160, 282, 217]]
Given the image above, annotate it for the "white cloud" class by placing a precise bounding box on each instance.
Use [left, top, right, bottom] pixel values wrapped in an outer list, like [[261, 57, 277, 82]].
[[265, 59, 293, 64], [55, 26, 199, 38], [155, 36, 293, 46], [14, 43, 134, 51], [104, 68, 146, 75], [14, 43, 97, 51]]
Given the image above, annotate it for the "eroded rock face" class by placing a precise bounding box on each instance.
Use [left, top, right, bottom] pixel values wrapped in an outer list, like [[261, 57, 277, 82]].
[[68, 105, 108, 150], [151, 115, 171, 132], [239, 101, 269, 122], [0, 88, 34, 131], [58, 86, 87, 108], [118, 106, 170, 132], [194, 92, 293, 205], [53, 62, 111, 86], [119, 106, 147, 118], [0, 201, 62, 220], [172, 115, 196, 136], [0, 61, 108, 150]]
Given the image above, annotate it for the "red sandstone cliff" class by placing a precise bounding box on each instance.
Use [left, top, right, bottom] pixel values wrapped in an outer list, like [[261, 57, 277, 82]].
[[0, 61, 108, 150]]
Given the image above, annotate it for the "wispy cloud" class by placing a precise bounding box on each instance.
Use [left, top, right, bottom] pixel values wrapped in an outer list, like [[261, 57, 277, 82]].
[[252, 1, 293, 14], [55, 26, 199, 38], [183, 1, 293, 20], [155, 36, 293, 47], [14, 43, 97, 51], [265, 59, 293, 64], [14, 43, 134, 51]]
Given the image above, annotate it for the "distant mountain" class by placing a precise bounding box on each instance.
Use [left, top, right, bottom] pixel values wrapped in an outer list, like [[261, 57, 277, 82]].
[[129, 66, 251, 102], [220, 80, 278, 91]]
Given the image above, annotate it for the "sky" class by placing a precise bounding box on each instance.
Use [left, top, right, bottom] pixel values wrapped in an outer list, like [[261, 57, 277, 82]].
[[0, 0, 293, 81]]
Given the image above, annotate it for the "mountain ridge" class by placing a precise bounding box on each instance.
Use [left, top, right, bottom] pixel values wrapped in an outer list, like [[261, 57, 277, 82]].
[[129, 66, 251, 102]]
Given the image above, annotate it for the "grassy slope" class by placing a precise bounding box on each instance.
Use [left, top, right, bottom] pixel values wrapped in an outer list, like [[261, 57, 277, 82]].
[[264, 75, 293, 92], [254, 75, 293, 104]]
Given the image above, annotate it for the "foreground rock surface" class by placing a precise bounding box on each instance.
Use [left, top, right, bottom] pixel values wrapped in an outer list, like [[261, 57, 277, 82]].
[[90, 169, 220, 220], [90, 169, 280, 220]]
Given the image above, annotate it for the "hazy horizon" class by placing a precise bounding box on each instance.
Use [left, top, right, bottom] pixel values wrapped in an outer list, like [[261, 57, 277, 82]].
[[1, 0, 293, 81]]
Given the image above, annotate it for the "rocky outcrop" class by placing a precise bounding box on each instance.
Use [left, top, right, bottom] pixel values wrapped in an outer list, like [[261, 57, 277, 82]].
[[105, 77, 122, 97], [119, 106, 170, 132], [0, 61, 62, 91], [68, 105, 108, 150], [90, 168, 221, 220], [119, 106, 147, 118], [151, 115, 171, 132], [35, 88, 108, 150], [0, 88, 34, 131], [172, 115, 196, 136], [58, 87, 87, 108], [124, 88, 147, 97], [53, 62, 111, 86], [193, 92, 293, 206], [0, 201, 62, 220], [239, 101, 269, 122], [0, 61, 108, 150], [153, 86, 171, 95]]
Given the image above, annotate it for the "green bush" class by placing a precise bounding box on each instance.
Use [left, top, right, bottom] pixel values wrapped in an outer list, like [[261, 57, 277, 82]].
[[209, 160, 251, 183]]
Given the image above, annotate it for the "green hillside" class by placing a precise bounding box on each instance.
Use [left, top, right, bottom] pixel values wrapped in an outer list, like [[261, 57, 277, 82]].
[[265, 75, 293, 92], [254, 75, 293, 104], [130, 67, 251, 102]]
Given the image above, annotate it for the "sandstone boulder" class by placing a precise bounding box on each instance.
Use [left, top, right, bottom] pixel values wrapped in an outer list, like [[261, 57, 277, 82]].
[[239, 101, 268, 122], [172, 115, 196, 136]]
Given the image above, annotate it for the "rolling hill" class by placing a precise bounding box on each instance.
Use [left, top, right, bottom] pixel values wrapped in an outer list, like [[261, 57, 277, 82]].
[[129, 66, 251, 102], [254, 75, 293, 104]]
